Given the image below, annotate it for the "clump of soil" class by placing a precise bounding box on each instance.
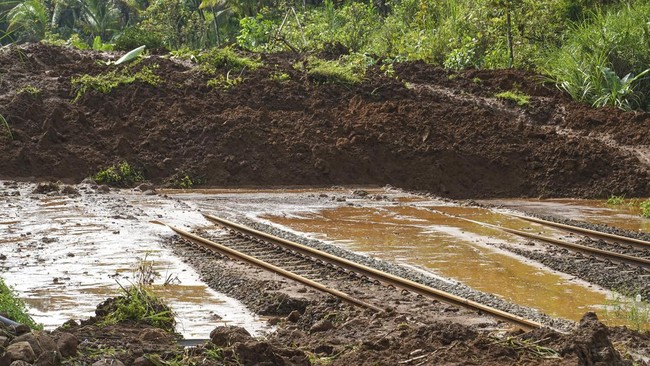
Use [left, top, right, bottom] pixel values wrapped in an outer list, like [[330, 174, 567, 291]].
[[0, 43, 648, 198]]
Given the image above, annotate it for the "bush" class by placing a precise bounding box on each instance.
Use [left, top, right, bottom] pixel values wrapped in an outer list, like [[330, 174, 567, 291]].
[[304, 54, 369, 85], [0, 278, 41, 329], [641, 199, 650, 219], [197, 47, 262, 74], [114, 26, 167, 52], [93, 161, 144, 187]]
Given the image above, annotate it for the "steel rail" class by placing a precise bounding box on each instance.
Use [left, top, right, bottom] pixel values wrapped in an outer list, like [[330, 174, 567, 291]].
[[497, 226, 650, 268], [159, 222, 384, 313], [508, 214, 650, 249], [203, 214, 543, 331]]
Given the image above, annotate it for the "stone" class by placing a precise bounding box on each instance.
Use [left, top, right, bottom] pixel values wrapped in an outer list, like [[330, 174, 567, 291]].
[[13, 332, 57, 357], [309, 319, 334, 333], [209, 326, 253, 347], [138, 328, 170, 342], [9, 361, 32, 366], [132, 356, 155, 366], [5, 342, 35, 363], [56, 333, 78, 358], [286, 310, 301, 323]]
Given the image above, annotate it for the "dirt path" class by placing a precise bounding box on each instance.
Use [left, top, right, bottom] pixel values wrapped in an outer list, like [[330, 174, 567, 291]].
[[1, 44, 648, 198]]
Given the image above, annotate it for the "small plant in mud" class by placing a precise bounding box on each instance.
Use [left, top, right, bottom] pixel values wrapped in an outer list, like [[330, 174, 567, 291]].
[[303, 55, 366, 85], [93, 161, 144, 187], [71, 63, 161, 102], [495, 90, 530, 106], [269, 71, 290, 82], [17, 84, 41, 96], [0, 114, 12, 139], [0, 277, 42, 329], [197, 47, 262, 75], [102, 257, 175, 331], [640, 199, 650, 219], [207, 73, 244, 90], [491, 335, 560, 359], [606, 195, 626, 205], [606, 290, 650, 331]]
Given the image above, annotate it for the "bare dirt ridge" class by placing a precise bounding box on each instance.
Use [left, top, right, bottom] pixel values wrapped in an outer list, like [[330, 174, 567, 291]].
[[0, 43, 649, 198]]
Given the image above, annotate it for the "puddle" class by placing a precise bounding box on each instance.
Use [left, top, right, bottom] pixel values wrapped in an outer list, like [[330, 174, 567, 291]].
[[264, 205, 611, 322], [0, 183, 269, 338], [482, 198, 650, 234]]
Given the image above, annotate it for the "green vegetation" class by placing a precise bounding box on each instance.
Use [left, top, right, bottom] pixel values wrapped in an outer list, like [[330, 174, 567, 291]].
[[17, 84, 40, 96], [640, 199, 650, 219], [495, 90, 530, 106], [0, 277, 41, 329], [2, 0, 650, 110], [102, 257, 175, 331], [304, 55, 367, 85], [606, 195, 626, 206], [71, 64, 161, 101], [93, 161, 144, 187], [606, 290, 650, 331], [269, 71, 290, 82], [207, 73, 243, 89], [0, 114, 12, 139], [491, 335, 560, 359]]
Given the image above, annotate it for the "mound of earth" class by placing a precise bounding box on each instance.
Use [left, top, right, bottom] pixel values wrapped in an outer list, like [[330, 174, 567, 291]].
[[0, 43, 649, 198]]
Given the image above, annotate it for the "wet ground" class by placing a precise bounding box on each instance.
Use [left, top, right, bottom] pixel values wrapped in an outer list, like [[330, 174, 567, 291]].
[[1, 182, 648, 337]]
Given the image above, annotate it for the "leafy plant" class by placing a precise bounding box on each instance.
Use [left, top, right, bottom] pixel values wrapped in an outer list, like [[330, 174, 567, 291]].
[[93, 161, 144, 187], [0, 277, 41, 329], [17, 84, 40, 96], [495, 90, 530, 106], [0, 114, 12, 139], [640, 199, 650, 219], [269, 71, 290, 82], [207, 73, 243, 90], [198, 47, 262, 74], [304, 55, 366, 85], [606, 195, 626, 205], [71, 64, 161, 101]]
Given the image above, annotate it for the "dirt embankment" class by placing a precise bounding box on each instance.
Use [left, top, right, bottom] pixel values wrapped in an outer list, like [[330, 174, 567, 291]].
[[0, 44, 648, 198]]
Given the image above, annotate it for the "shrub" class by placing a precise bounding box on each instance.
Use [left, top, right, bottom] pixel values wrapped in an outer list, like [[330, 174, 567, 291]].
[[93, 161, 144, 187], [0, 278, 41, 329], [114, 26, 167, 52], [304, 54, 369, 85], [197, 47, 262, 74]]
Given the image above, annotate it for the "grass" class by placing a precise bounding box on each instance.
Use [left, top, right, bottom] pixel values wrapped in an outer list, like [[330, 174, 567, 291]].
[[491, 335, 560, 359], [304, 56, 365, 85], [207, 73, 244, 90], [93, 161, 144, 187], [606, 290, 650, 331], [198, 47, 262, 74], [0, 278, 42, 329], [101, 257, 175, 331], [606, 195, 626, 205], [495, 91, 530, 106], [17, 84, 41, 96], [640, 199, 650, 219], [0, 114, 12, 139], [71, 64, 161, 102], [269, 71, 290, 82]]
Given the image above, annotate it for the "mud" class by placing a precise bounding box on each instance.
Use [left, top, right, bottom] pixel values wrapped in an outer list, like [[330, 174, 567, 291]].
[[1, 43, 649, 198]]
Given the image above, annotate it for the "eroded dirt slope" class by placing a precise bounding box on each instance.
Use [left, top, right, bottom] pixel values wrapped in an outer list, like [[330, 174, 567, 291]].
[[0, 44, 648, 198]]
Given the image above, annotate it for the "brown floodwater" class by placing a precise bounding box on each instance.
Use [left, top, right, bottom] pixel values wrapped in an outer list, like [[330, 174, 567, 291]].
[[264, 205, 614, 323]]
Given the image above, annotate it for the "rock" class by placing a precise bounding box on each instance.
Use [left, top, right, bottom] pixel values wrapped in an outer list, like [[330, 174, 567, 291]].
[[133, 356, 155, 366], [267, 317, 280, 326], [569, 312, 626, 366], [135, 183, 154, 191], [309, 319, 334, 333], [9, 361, 32, 366], [143, 190, 156, 196], [60, 185, 79, 195], [96, 185, 110, 193], [13, 332, 57, 358], [138, 328, 170, 342], [0, 336, 8, 347], [32, 182, 59, 194], [286, 310, 301, 323], [56, 333, 78, 358], [352, 190, 368, 197], [5, 342, 35, 363], [92, 359, 125, 366], [209, 326, 253, 347]]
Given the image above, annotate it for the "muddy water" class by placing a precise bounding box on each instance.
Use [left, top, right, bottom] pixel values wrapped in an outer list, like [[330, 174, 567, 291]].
[[264, 205, 611, 322], [483, 198, 650, 233], [0, 183, 268, 338]]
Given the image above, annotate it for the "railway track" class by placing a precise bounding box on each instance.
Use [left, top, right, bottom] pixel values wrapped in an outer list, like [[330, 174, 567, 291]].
[[179, 214, 545, 330], [427, 209, 650, 270]]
